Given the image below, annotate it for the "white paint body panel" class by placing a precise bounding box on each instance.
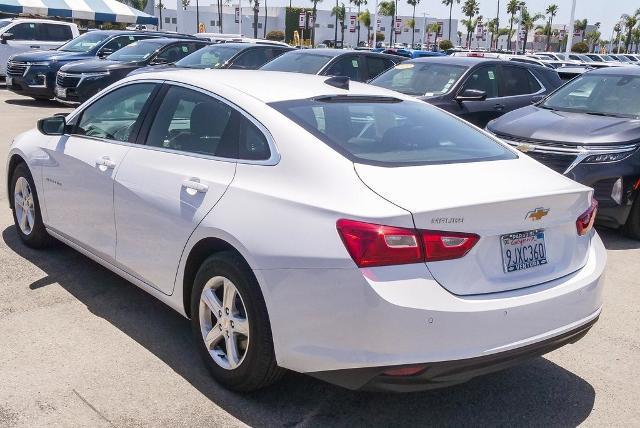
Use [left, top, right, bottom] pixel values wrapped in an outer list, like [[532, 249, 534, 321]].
[[6, 70, 607, 375]]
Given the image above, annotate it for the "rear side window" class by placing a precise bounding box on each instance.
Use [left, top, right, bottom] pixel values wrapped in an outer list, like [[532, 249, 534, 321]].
[[366, 56, 395, 80], [10, 23, 37, 40], [229, 48, 270, 69], [271, 97, 516, 166], [38, 23, 72, 41], [501, 65, 542, 96], [155, 43, 204, 63]]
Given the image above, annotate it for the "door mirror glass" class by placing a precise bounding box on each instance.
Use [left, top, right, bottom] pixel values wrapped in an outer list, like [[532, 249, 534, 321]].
[[38, 116, 66, 135], [0, 32, 14, 44], [98, 48, 114, 58], [150, 57, 169, 65], [456, 88, 487, 101]]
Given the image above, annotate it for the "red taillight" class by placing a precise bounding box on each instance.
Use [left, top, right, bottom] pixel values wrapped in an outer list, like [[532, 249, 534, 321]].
[[421, 230, 480, 262], [336, 219, 479, 268], [336, 219, 422, 268], [576, 199, 598, 236]]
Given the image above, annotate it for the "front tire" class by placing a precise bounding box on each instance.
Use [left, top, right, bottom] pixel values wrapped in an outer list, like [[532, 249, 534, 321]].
[[190, 251, 284, 392], [11, 162, 54, 248]]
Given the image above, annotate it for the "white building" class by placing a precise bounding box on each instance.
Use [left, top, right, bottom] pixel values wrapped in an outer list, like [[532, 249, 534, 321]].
[[153, 4, 457, 47]]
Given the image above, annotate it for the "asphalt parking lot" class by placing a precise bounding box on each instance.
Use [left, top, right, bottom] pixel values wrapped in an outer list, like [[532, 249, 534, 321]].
[[0, 83, 638, 428]]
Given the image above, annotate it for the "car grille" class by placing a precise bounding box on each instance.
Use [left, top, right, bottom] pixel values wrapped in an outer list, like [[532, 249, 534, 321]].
[[7, 61, 28, 77], [523, 151, 576, 174], [56, 72, 81, 88]]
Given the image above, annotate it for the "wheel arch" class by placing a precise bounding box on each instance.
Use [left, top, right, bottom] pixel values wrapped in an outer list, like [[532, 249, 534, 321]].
[[6, 153, 27, 209], [181, 236, 255, 318]]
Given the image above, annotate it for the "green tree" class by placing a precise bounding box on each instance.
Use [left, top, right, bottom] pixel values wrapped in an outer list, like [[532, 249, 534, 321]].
[[266, 30, 285, 40], [350, 0, 367, 46], [439, 39, 453, 50], [574, 18, 588, 41], [622, 14, 638, 51], [428, 22, 441, 48], [571, 41, 589, 53], [331, 3, 347, 44], [457, 30, 462, 45], [358, 9, 372, 45], [487, 17, 498, 50], [506, 0, 518, 50], [441, 0, 460, 42], [407, 0, 420, 47], [519, 7, 544, 54], [544, 4, 558, 51], [461, 0, 480, 47], [378, 1, 396, 45]]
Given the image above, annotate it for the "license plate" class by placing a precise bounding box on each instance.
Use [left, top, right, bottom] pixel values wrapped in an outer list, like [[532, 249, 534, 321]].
[[5, 76, 12, 87], [55, 86, 66, 98], [500, 229, 547, 273]]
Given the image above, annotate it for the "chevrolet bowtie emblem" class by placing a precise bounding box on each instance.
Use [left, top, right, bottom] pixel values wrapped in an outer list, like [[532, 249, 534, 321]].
[[526, 207, 550, 221]]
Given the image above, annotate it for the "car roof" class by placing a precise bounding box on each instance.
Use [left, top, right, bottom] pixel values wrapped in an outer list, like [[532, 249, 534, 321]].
[[587, 66, 640, 76], [127, 69, 413, 103], [134, 37, 208, 46], [410, 56, 500, 66], [200, 42, 291, 50]]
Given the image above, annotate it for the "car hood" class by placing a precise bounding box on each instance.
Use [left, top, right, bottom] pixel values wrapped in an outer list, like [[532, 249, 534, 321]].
[[9, 49, 91, 62], [488, 105, 640, 146], [60, 59, 141, 73]]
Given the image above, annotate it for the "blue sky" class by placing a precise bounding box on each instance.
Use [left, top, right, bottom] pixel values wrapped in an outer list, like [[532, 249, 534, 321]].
[[181, 0, 637, 41]]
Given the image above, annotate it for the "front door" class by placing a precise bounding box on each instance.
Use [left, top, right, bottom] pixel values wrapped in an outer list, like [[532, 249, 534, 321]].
[[41, 82, 158, 261], [454, 64, 502, 127]]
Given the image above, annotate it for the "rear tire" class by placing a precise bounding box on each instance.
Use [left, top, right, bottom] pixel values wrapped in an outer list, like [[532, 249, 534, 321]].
[[190, 251, 285, 392], [10, 162, 55, 248], [622, 195, 640, 240]]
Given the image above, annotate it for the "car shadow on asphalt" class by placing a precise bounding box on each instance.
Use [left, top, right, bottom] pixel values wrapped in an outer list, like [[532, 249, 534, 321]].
[[596, 226, 640, 251], [4, 98, 63, 108], [3, 225, 596, 427]]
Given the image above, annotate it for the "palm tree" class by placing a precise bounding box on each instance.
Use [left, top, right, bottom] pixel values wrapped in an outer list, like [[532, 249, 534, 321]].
[[378, 1, 395, 45], [574, 18, 587, 42], [310, 0, 323, 46], [506, 0, 518, 50], [428, 22, 441, 48], [487, 17, 498, 49], [250, 0, 260, 38], [461, 0, 480, 48], [519, 8, 543, 53], [331, 3, 347, 45], [155, 0, 164, 29], [350, 0, 367, 46], [457, 30, 463, 46], [358, 9, 371, 45], [586, 30, 601, 52], [407, 0, 420, 47], [622, 14, 638, 52], [544, 4, 558, 51], [632, 27, 640, 54], [441, 0, 460, 41], [263, 0, 268, 38]]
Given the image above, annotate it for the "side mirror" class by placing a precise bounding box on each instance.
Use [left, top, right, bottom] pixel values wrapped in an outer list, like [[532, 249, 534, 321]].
[[530, 94, 545, 104], [0, 33, 14, 44], [455, 88, 487, 102], [37, 116, 67, 136], [98, 48, 113, 58], [150, 57, 169, 65]]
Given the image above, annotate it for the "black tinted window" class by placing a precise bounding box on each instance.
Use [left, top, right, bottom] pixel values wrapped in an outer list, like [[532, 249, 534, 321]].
[[230, 48, 270, 69], [261, 51, 334, 74], [76, 83, 155, 142], [272, 97, 516, 166], [38, 24, 72, 41], [239, 117, 270, 160], [155, 43, 203, 63], [501, 65, 542, 96], [146, 86, 237, 157], [101, 35, 143, 54], [10, 23, 37, 40], [325, 56, 360, 80], [366, 56, 394, 80], [462, 65, 499, 98]]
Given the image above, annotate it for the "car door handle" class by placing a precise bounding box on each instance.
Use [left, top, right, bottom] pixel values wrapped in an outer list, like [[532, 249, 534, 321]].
[[96, 157, 116, 170], [30, 45, 40, 49], [182, 179, 209, 194], [493, 103, 506, 111]]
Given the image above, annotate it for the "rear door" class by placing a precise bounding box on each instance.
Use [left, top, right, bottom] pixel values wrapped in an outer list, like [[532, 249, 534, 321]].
[[113, 83, 247, 294], [497, 63, 545, 113], [363, 55, 397, 81], [37, 23, 74, 49]]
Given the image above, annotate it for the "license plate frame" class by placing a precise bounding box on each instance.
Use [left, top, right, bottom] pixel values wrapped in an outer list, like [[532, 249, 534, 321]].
[[54, 86, 66, 98], [500, 229, 548, 273]]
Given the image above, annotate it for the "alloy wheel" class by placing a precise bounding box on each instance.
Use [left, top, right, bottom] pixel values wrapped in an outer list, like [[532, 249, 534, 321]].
[[14, 176, 35, 236]]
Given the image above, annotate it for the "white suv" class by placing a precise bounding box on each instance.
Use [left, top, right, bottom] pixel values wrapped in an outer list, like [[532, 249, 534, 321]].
[[0, 18, 79, 77]]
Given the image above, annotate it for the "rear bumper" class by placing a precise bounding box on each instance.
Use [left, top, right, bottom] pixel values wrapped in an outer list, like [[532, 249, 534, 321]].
[[310, 311, 599, 392]]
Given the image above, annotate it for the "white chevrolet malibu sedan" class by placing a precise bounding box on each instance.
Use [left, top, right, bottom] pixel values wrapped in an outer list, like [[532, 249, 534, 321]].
[[6, 70, 605, 392]]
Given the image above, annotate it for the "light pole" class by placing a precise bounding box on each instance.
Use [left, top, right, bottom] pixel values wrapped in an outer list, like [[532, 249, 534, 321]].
[[238, 0, 242, 35], [565, 0, 576, 54], [494, 0, 499, 51], [196, 0, 200, 33]]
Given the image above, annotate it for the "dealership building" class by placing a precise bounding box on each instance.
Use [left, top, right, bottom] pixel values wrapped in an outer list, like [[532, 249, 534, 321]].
[[154, 4, 457, 46]]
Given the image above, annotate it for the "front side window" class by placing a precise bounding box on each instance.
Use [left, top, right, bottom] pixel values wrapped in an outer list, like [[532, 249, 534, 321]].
[[260, 51, 334, 74], [100, 35, 144, 54], [324, 55, 360, 80], [501, 65, 542, 96], [371, 62, 467, 96], [107, 41, 159, 62], [541, 74, 640, 118], [58, 31, 110, 52], [10, 23, 37, 40], [155, 43, 203, 63], [229, 48, 270, 69], [461, 65, 499, 98], [76, 83, 156, 142], [272, 97, 516, 166]]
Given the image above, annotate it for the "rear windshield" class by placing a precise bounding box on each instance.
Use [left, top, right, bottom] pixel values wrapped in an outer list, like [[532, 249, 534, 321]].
[[260, 51, 334, 74], [271, 97, 516, 166], [176, 44, 244, 68], [371, 62, 467, 96], [58, 31, 110, 52]]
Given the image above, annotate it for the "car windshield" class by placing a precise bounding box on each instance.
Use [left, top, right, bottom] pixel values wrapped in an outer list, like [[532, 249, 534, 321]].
[[271, 96, 516, 166], [579, 55, 593, 62], [58, 32, 110, 52], [107, 41, 158, 62], [371, 62, 467, 96], [260, 52, 334, 74], [587, 55, 603, 62], [176, 45, 244, 68], [0, 19, 11, 30], [601, 55, 615, 61], [541, 73, 640, 118]]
